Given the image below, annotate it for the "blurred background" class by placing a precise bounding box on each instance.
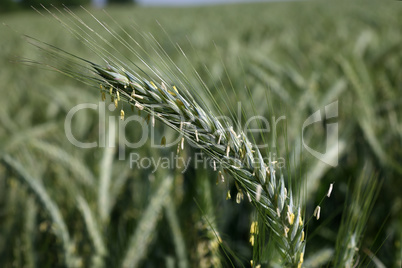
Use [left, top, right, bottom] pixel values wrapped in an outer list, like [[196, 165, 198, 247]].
[[1, 0, 401, 267], [1, 0, 272, 12]]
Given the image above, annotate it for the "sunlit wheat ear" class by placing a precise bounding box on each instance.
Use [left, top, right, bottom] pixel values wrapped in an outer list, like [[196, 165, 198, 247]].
[[93, 63, 305, 265], [27, 6, 306, 266]]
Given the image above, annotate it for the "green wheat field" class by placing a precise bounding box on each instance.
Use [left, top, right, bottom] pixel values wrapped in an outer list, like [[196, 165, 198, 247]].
[[1, 0, 401, 267]]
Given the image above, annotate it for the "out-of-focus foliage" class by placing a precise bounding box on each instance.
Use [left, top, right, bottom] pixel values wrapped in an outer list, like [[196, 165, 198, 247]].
[[0, 0, 135, 13], [0, 1, 401, 267], [0, 0, 90, 13], [19, 0, 91, 8], [0, 0, 20, 13]]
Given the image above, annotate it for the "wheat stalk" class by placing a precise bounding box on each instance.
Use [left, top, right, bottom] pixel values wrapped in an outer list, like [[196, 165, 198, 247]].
[[26, 7, 306, 266]]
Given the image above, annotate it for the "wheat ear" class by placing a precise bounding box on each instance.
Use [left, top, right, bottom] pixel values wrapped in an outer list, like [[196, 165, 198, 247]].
[[26, 6, 306, 265], [89, 62, 306, 266]]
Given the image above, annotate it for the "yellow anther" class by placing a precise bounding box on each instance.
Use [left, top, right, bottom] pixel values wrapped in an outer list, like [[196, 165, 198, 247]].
[[120, 109, 125, 120], [288, 212, 295, 225], [101, 92, 106, 101], [219, 170, 224, 183], [226, 190, 231, 200], [217, 171, 223, 184], [301, 231, 305, 242], [173, 85, 178, 93], [176, 99, 184, 107], [161, 136, 166, 146], [109, 87, 113, 95], [250, 221, 258, 234], [249, 235, 255, 246], [284, 226, 289, 238], [117, 90, 120, 101], [314, 206, 321, 220], [236, 191, 244, 204], [239, 148, 245, 159], [168, 89, 177, 96]]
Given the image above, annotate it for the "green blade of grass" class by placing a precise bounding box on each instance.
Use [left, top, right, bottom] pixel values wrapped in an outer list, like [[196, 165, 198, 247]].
[[1, 153, 80, 268], [98, 118, 116, 224], [29, 139, 96, 186], [77, 195, 107, 267], [122, 175, 173, 268], [164, 197, 189, 268]]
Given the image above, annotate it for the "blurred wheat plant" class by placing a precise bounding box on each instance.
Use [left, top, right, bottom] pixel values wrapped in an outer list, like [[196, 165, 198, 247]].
[[334, 170, 381, 268], [25, 6, 306, 266]]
